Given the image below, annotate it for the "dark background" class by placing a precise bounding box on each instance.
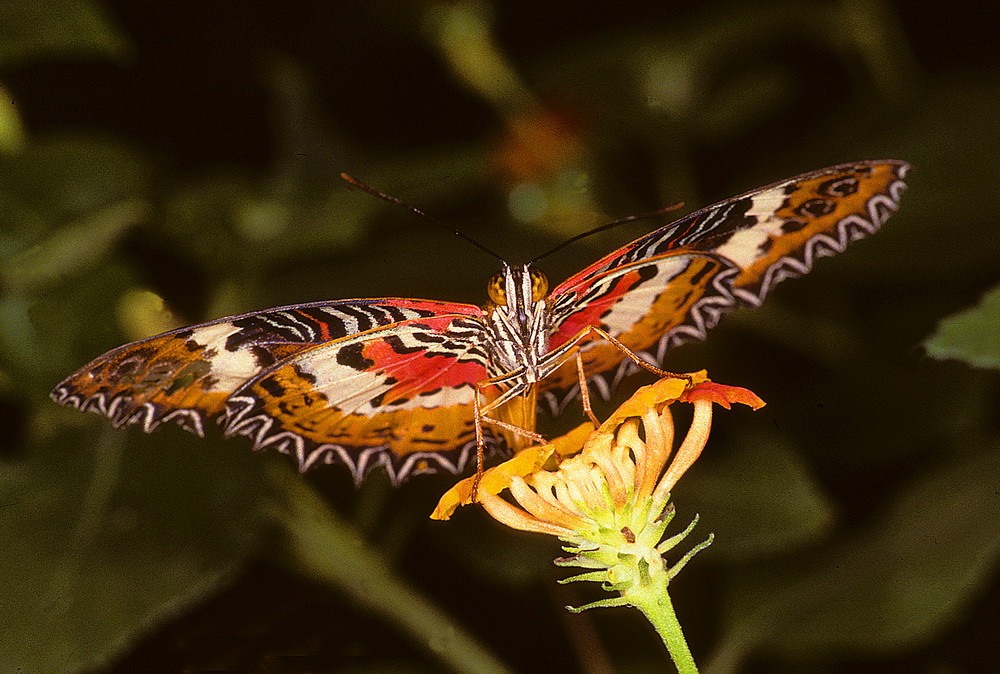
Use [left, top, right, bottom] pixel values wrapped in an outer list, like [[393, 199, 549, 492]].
[[3, 1, 1000, 672]]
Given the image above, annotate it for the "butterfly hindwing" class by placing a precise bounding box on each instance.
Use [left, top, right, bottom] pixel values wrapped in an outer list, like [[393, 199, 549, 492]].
[[540, 160, 909, 406], [52, 298, 496, 483], [223, 310, 498, 483]]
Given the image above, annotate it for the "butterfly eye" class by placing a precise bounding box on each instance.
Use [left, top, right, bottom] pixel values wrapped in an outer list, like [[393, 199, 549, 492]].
[[487, 271, 506, 304], [529, 268, 548, 301]]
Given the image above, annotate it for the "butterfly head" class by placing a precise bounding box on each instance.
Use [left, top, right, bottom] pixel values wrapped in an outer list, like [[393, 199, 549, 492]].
[[487, 264, 548, 308]]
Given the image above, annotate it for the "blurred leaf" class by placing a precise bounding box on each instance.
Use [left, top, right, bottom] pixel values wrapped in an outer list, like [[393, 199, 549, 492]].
[[675, 434, 835, 562], [156, 155, 489, 276], [268, 463, 515, 674], [15, 259, 137, 387], [432, 510, 558, 588], [114, 288, 184, 343], [427, 2, 532, 111], [0, 426, 271, 673], [0, 84, 27, 154], [0, 133, 152, 259], [3, 258, 136, 385], [0, 0, 129, 68], [706, 448, 1000, 672], [697, 64, 795, 142], [155, 172, 255, 271], [923, 284, 1000, 370], [2, 197, 149, 293], [804, 75, 1000, 286]]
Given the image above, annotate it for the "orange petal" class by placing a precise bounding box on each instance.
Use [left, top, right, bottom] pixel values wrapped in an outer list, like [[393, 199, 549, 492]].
[[430, 423, 593, 521], [478, 492, 576, 537], [548, 422, 597, 461], [682, 381, 766, 410], [654, 399, 713, 500], [596, 372, 708, 435]]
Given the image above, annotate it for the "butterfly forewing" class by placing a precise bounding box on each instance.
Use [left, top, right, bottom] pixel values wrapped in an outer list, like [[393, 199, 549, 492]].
[[52, 298, 497, 484], [540, 160, 908, 407]]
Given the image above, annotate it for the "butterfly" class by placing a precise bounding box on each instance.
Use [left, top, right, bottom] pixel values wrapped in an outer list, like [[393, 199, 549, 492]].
[[52, 160, 909, 484]]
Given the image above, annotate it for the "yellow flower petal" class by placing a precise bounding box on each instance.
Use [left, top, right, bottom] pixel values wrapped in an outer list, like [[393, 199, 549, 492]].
[[653, 398, 713, 502], [594, 371, 708, 436], [478, 491, 577, 536], [430, 422, 593, 520]]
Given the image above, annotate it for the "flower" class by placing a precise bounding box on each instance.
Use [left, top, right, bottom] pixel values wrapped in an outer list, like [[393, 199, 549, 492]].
[[431, 371, 765, 672], [433, 372, 763, 527]]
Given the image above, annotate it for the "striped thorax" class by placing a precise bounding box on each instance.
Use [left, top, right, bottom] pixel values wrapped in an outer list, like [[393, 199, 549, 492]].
[[483, 263, 551, 382]]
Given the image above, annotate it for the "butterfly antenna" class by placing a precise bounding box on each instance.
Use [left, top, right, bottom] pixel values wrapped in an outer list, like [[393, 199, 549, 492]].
[[531, 202, 685, 264], [341, 173, 505, 262]]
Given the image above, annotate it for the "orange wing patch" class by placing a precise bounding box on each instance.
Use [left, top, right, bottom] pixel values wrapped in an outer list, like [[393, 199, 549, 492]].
[[51, 323, 309, 436], [229, 361, 481, 459], [724, 162, 904, 296]]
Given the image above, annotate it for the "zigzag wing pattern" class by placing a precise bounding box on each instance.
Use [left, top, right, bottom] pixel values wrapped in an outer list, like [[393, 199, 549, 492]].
[[51, 298, 493, 483], [539, 160, 909, 412]]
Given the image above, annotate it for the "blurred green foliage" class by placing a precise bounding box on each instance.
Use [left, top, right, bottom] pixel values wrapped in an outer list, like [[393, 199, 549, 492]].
[[2, 0, 1000, 672], [925, 286, 1000, 369]]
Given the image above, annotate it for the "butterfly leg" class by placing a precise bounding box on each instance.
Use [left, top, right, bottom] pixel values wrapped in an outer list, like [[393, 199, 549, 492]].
[[584, 325, 692, 385], [470, 381, 545, 501], [545, 325, 691, 415], [471, 389, 486, 501], [575, 352, 600, 427], [475, 381, 545, 446]]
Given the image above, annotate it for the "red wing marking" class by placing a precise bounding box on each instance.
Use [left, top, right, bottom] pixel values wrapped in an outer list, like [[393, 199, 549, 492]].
[[541, 255, 725, 391]]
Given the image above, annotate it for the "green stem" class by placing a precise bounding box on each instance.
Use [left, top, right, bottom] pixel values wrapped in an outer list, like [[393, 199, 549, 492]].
[[626, 573, 698, 674]]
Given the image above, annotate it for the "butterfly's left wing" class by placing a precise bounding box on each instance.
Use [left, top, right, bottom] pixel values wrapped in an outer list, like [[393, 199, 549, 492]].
[[52, 298, 498, 484], [540, 160, 909, 409]]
